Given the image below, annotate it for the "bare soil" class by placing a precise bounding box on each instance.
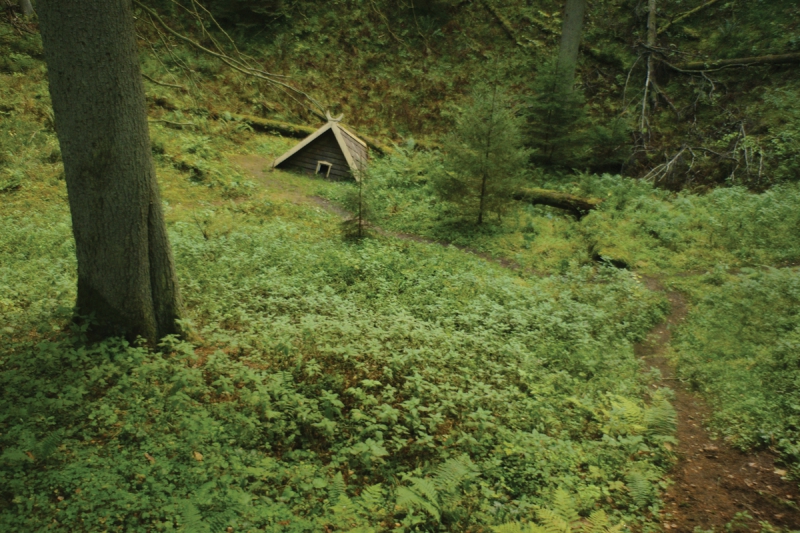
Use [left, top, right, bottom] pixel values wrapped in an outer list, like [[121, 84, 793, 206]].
[[636, 277, 800, 532]]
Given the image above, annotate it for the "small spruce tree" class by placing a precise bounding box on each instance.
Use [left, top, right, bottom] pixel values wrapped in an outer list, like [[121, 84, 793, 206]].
[[435, 83, 530, 225], [526, 58, 590, 168], [341, 169, 372, 240]]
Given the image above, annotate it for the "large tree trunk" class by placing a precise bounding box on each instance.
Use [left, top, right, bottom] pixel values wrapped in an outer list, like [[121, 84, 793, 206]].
[[37, 0, 183, 344], [556, 0, 588, 89], [19, 0, 33, 17]]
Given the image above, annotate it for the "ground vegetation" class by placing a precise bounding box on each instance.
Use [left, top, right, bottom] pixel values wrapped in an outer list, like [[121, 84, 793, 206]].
[[3, 1, 800, 531]]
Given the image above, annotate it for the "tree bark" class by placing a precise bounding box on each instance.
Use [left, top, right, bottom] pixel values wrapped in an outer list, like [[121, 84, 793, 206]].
[[38, 0, 183, 344], [556, 0, 588, 89], [646, 0, 657, 108], [512, 187, 602, 220], [19, 0, 33, 17]]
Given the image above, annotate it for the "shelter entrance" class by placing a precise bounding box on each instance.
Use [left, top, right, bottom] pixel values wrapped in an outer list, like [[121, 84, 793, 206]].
[[316, 161, 332, 178]]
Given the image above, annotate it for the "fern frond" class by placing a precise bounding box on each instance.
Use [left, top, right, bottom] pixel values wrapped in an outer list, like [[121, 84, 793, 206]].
[[358, 483, 385, 511], [625, 471, 651, 508], [205, 513, 231, 533], [551, 488, 579, 524], [396, 485, 440, 520], [537, 508, 571, 533], [432, 454, 477, 493], [536, 509, 572, 533], [328, 471, 346, 505], [612, 397, 645, 430], [409, 477, 439, 506], [644, 398, 677, 437], [582, 510, 624, 533], [492, 523, 545, 533], [193, 481, 216, 506], [35, 430, 62, 461], [179, 501, 210, 533], [583, 509, 609, 533]]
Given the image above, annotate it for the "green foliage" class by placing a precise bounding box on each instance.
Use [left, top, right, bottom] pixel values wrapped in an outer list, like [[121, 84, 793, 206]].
[[1, 198, 672, 531], [492, 489, 624, 533], [526, 59, 591, 169], [435, 82, 530, 224], [672, 268, 800, 471]]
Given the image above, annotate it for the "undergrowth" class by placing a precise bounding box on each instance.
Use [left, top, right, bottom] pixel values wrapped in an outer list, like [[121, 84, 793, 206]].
[[318, 146, 800, 275], [1, 205, 672, 531], [671, 269, 800, 477]]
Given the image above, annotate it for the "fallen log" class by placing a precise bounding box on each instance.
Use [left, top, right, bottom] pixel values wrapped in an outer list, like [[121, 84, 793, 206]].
[[658, 0, 721, 36], [513, 187, 603, 220], [230, 113, 317, 138], [677, 52, 800, 71]]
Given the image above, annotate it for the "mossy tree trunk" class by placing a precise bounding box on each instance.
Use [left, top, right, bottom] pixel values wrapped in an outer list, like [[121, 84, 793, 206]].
[[38, 0, 183, 344], [19, 0, 33, 17], [555, 0, 587, 90]]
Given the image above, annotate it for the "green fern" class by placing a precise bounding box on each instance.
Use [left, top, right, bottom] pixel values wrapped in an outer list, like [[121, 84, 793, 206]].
[[179, 501, 210, 533], [551, 489, 579, 525], [492, 522, 547, 533], [396, 485, 440, 520], [358, 483, 385, 511], [644, 397, 677, 437], [585, 510, 624, 533], [538, 508, 571, 533], [492, 490, 625, 533], [34, 429, 62, 461], [394, 455, 478, 521], [625, 471, 651, 508], [433, 455, 477, 491], [610, 396, 645, 434], [206, 513, 232, 533], [328, 471, 346, 505], [410, 477, 439, 506]]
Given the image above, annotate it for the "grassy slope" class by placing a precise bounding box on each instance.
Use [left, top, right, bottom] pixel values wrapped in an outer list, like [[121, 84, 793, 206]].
[[0, 25, 675, 533], [4, 3, 800, 530]]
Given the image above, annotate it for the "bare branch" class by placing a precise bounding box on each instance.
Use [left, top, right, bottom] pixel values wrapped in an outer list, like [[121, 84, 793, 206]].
[[133, 0, 327, 117], [142, 73, 187, 92]]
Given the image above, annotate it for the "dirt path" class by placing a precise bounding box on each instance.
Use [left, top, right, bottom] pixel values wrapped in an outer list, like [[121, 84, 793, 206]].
[[636, 278, 800, 532], [234, 156, 800, 531]]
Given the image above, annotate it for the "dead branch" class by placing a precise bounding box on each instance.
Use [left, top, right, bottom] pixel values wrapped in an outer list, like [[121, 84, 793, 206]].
[[481, 0, 521, 45], [658, 0, 721, 35], [142, 73, 187, 92], [133, 0, 327, 118], [148, 119, 196, 128], [642, 146, 687, 183], [368, 0, 407, 47]]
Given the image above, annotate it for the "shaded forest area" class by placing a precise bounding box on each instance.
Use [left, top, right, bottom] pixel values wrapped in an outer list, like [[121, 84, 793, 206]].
[[123, 0, 800, 189]]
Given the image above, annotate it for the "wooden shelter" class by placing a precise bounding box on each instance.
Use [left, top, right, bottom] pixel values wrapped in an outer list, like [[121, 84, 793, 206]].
[[272, 112, 368, 181]]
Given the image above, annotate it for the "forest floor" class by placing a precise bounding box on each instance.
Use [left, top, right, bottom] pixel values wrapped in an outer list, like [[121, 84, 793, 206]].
[[232, 155, 800, 532]]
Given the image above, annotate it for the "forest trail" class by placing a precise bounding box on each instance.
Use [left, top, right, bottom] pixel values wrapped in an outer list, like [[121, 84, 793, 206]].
[[233, 156, 800, 531], [637, 278, 800, 532]]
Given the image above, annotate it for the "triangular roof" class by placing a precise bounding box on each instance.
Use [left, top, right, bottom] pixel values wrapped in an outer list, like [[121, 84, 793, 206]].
[[272, 114, 368, 179]]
